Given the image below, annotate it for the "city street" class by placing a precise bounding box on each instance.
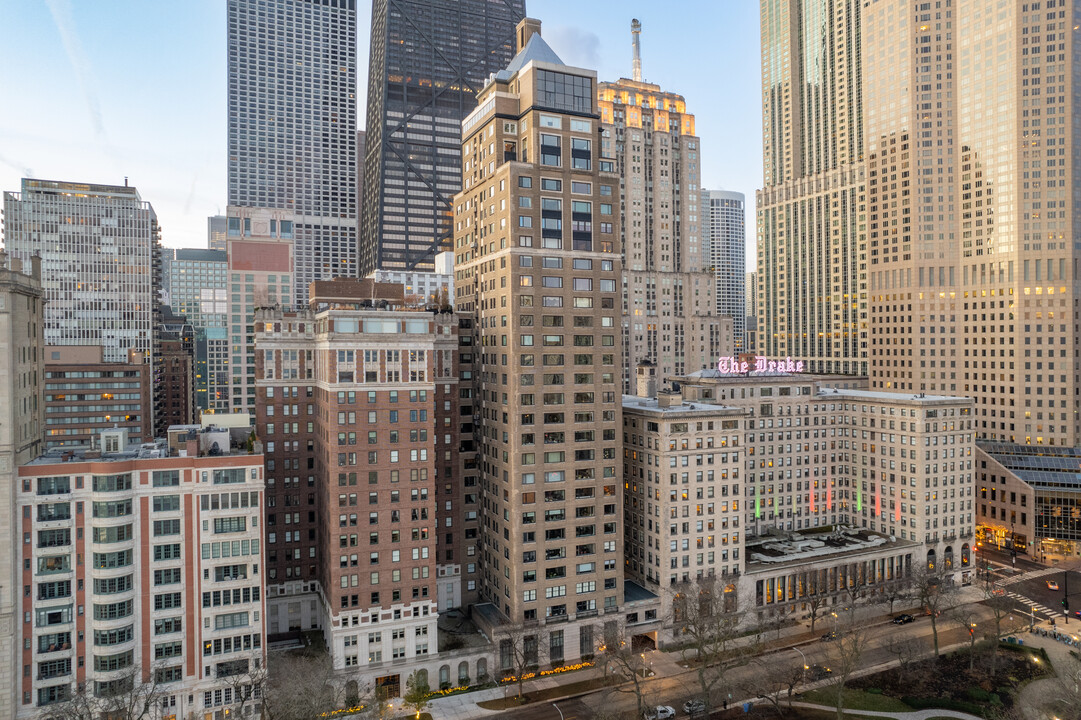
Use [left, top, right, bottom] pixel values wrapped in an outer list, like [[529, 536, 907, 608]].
[[502, 604, 1016, 720]]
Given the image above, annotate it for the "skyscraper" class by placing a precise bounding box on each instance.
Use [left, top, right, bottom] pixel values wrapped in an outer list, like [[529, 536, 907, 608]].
[[863, 0, 1079, 448], [756, 0, 866, 375], [703, 189, 747, 352], [597, 42, 724, 393], [360, 0, 526, 273], [454, 19, 624, 637], [166, 249, 228, 413], [208, 215, 228, 252], [3, 179, 160, 365], [227, 0, 357, 307]]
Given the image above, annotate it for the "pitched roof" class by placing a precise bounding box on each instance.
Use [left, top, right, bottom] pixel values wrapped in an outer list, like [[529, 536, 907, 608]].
[[504, 33, 564, 75]]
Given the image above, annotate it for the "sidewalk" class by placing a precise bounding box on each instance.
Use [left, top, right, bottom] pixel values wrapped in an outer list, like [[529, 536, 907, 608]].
[[426, 664, 611, 720], [1010, 620, 1079, 720]]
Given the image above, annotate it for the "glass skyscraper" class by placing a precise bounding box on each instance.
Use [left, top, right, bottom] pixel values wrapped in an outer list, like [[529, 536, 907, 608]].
[[227, 0, 358, 307], [360, 0, 525, 273]]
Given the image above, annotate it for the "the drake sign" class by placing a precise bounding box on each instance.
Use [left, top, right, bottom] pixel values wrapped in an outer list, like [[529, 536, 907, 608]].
[[717, 356, 805, 374]]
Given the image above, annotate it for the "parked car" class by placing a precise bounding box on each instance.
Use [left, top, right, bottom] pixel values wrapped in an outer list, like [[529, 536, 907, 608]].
[[1048, 580, 1060, 590], [892, 613, 915, 625], [820, 630, 838, 641], [682, 699, 707, 715], [806, 664, 833, 681], [644, 707, 676, 720]]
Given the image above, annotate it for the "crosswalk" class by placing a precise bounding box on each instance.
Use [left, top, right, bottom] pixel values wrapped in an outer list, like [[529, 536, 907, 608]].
[[996, 566, 1059, 587], [991, 567, 1064, 619], [998, 589, 1057, 619]]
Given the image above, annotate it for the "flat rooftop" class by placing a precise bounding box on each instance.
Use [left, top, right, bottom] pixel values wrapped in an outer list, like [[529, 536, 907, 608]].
[[744, 527, 919, 573], [621, 394, 745, 416]]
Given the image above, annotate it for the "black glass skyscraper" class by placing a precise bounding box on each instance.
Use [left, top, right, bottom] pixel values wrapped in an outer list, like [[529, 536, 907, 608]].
[[360, 0, 526, 273]]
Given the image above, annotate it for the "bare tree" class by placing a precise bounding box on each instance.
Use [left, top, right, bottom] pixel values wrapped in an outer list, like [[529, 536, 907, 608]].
[[947, 603, 981, 671], [596, 619, 652, 719], [805, 593, 832, 633], [912, 564, 959, 658], [824, 608, 871, 720], [496, 624, 546, 700], [878, 577, 912, 615], [739, 653, 805, 718], [44, 669, 164, 720], [670, 574, 742, 711], [884, 634, 926, 682], [260, 653, 348, 720], [979, 574, 1019, 675]]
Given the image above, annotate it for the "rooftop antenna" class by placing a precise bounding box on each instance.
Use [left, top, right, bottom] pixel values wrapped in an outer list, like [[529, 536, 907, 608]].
[[631, 18, 642, 82]]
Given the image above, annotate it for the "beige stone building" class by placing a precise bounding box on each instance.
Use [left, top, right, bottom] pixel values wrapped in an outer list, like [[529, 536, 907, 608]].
[[0, 253, 44, 720], [621, 387, 747, 589], [862, 0, 1080, 449], [453, 19, 625, 653], [596, 75, 725, 392]]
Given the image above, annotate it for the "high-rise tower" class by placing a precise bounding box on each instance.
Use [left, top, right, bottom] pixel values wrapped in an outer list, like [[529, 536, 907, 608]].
[[703, 189, 747, 352], [227, 0, 357, 307], [863, 0, 1081, 448], [3, 179, 160, 365], [454, 19, 624, 635], [360, 0, 526, 274], [598, 60, 724, 392], [756, 0, 866, 375]]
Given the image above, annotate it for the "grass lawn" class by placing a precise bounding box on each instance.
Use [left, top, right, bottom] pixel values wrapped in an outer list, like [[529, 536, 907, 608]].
[[801, 688, 913, 713], [476, 676, 620, 710]]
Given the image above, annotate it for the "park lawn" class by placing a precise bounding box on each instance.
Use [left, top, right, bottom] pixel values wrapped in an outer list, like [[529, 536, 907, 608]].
[[476, 676, 619, 710], [801, 688, 913, 713]]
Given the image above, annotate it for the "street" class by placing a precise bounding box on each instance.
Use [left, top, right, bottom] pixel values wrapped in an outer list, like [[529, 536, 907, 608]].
[[506, 603, 1019, 720]]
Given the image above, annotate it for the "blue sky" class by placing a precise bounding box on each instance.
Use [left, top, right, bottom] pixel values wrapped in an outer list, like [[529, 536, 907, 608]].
[[0, 0, 761, 267]]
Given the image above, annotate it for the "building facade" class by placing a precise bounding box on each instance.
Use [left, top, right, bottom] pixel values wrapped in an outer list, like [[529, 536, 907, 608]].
[[254, 279, 463, 674], [15, 425, 265, 720], [756, 0, 866, 375], [227, 0, 358, 307], [863, 0, 1081, 449], [207, 216, 228, 252], [226, 208, 294, 415], [360, 0, 525, 273], [0, 254, 44, 720], [702, 189, 746, 353], [676, 371, 977, 580], [166, 249, 228, 414], [454, 20, 624, 638], [3, 179, 161, 366], [745, 270, 757, 353], [43, 346, 153, 450], [365, 251, 455, 307], [596, 76, 724, 393]]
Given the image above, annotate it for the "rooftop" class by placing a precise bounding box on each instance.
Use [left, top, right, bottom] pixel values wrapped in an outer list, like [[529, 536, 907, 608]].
[[744, 527, 918, 573], [621, 393, 745, 417], [823, 388, 970, 405]]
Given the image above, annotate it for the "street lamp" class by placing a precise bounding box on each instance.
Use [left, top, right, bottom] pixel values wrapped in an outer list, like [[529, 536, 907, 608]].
[[792, 646, 809, 680]]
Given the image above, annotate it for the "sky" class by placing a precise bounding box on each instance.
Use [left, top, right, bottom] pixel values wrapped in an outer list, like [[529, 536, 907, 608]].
[[0, 0, 762, 268]]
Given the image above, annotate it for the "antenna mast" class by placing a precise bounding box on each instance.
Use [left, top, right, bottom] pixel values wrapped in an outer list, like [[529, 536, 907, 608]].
[[631, 18, 642, 82]]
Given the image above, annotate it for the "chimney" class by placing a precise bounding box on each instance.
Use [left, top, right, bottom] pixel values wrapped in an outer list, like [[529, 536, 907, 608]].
[[516, 18, 542, 53], [631, 19, 643, 82], [636, 360, 657, 398], [30, 254, 41, 280]]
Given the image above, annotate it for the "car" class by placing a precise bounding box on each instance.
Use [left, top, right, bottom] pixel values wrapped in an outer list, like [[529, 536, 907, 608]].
[[682, 699, 707, 715], [991, 588, 1006, 597], [892, 613, 915, 625], [1048, 580, 1060, 590], [644, 707, 676, 720], [806, 664, 833, 681], [820, 631, 838, 641]]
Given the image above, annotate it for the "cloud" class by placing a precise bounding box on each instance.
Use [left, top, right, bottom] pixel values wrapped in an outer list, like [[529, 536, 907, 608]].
[[44, 0, 106, 142], [543, 25, 602, 71]]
